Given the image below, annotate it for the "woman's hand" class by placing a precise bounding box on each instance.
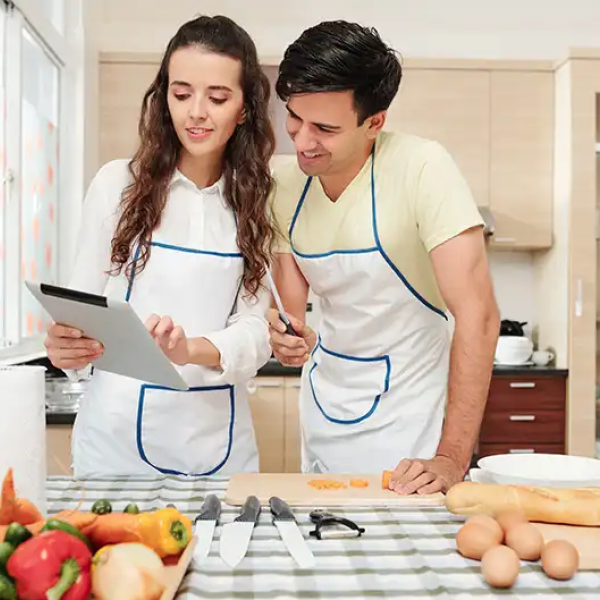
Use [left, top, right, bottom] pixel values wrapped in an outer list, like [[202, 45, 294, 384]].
[[44, 322, 103, 370], [145, 314, 190, 366]]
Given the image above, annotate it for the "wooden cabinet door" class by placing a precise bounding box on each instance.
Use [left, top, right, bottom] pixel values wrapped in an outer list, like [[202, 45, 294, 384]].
[[284, 377, 302, 473], [99, 58, 160, 165], [489, 71, 554, 249], [247, 377, 286, 472], [385, 68, 491, 207], [46, 425, 73, 476]]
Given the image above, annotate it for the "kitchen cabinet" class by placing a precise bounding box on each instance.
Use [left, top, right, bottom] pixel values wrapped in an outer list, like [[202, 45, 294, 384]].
[[247, 376, 302, 473], [98, 56, 159, 166], [386, 68, 491, 207], [46, 424, 73, 476], [248, 377, 286, 472], [488, 71, 554, 249], [478, 374, 566, 458]]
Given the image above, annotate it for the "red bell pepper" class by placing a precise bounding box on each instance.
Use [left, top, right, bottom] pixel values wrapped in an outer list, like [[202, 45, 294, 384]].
[[6, 529, 92, 600]]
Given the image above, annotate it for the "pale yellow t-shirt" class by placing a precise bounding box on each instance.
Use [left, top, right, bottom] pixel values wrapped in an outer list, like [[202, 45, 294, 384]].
[[269, 131, 484, 313]]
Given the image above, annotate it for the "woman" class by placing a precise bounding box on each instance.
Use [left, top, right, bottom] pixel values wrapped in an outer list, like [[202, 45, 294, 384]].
[[44, 15, 276, 478]]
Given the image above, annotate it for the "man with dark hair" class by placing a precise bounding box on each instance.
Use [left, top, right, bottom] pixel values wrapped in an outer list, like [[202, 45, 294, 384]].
[[268, 20, 500, 495]]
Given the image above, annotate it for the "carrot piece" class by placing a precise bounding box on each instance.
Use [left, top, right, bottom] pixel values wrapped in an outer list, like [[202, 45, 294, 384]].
[[350, 478, 369, 488], [308, 478, 348, 490], [0, 468, 17, 525], [0, 468, 43, 525], [382, 470, 393, 490]]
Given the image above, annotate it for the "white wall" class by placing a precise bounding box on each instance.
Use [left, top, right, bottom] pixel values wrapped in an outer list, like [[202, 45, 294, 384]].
[[97, 0, 600, 59]]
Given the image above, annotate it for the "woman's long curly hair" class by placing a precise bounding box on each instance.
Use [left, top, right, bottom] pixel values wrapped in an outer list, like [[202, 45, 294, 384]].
[[110, 15, 276, 297]]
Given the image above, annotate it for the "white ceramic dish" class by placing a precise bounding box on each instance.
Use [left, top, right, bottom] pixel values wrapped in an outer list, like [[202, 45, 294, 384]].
[[476, 453, 600, 488]]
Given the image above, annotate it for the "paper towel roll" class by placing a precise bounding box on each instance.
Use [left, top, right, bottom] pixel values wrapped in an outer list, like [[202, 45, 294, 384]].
[[0, 366, 47, 517]]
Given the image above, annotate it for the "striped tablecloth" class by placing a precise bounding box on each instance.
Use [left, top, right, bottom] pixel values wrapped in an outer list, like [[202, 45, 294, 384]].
[[47, 476, 600, 599]]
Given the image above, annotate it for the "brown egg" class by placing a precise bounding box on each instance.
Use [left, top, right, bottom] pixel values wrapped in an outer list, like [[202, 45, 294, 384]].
[[481, 545, 521, 588], [505, 522, 544, 560], [465, 515, 504, 542], [496, 510, 528, 534], [541, 540, 580, 580], [456, 523, 502, 560]]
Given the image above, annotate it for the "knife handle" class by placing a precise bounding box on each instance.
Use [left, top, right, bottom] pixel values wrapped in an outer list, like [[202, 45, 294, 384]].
[[269, 496, 296, 522], [235, 495, 262, 523], [196, 494, 221, 522]]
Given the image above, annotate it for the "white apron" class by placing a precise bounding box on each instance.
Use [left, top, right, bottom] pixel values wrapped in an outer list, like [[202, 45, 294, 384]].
[[71, 236, 258, 478], [291, 145, 451, 474]]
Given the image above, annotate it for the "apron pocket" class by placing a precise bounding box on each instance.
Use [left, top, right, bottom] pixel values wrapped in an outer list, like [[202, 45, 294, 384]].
[[308, 341, 391, 424], [136, 384, 235, 476]]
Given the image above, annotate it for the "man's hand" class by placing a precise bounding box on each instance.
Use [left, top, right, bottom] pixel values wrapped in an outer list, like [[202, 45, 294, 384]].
[[145, 314, 190, 366], [388, 455, 465, 495], [268, 308, 317, 367]]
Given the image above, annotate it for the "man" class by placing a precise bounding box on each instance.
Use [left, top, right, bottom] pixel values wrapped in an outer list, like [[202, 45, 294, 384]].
[[268, 20, 500, 495]]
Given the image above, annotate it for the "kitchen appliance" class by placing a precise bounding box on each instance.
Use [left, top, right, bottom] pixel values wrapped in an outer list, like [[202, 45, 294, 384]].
[[270, 497, 315, 569], [193, 494, 221, 565], [219, 495, 261, 568], [495, 320, 533, 365], [225, 473, 445, 507]]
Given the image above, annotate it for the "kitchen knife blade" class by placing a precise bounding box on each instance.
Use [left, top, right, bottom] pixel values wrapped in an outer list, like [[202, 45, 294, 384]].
[[193, 494, 221, 565], [219, 495, 262, 568], [270, 496, 315, 569], [265, 267, 298, 337]]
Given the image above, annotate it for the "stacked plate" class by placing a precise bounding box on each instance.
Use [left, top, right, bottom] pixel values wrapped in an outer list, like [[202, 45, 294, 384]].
[[470, 453, 600, 488]]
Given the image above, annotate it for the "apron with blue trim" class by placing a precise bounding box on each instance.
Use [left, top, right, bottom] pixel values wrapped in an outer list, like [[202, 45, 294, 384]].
[[290, 144, 451, 473], [71, 234, 258, 478]]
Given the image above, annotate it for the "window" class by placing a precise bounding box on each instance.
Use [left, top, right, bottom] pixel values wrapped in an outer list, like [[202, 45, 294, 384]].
[[0, 0, 82, 361]]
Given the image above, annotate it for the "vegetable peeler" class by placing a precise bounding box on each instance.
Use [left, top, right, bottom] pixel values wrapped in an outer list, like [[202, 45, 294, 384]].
[[309, 510, 366, 540]]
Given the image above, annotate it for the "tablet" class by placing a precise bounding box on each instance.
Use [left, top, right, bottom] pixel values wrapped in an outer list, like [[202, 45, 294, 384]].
[[25, 281, 189, 391]]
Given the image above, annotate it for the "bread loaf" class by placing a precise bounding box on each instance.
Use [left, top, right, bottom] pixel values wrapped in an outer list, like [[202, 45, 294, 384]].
[[445, 482, 600, 526]]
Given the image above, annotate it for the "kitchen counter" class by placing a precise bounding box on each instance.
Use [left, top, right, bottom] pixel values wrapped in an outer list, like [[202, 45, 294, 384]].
[[46, 475, 600, 598], [45, 360, 568, 425]]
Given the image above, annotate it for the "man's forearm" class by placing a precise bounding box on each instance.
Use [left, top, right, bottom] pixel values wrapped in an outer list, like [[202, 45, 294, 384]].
[[436, 311, 499, 472]]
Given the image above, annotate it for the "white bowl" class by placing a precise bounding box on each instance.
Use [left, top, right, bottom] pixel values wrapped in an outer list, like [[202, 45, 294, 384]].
[[476, 453, 600, 488], [495, 336, 533, 365]]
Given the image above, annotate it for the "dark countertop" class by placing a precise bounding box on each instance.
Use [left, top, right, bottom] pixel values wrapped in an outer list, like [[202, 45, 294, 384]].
[[45, 360, 568, 426]]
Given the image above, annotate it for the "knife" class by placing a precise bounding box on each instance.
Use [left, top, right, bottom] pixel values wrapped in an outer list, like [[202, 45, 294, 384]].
[[219, 495, 262, 568], [270, 496, 315, 569], [265, 267, 298, 337], [193, 494, 221, 564]]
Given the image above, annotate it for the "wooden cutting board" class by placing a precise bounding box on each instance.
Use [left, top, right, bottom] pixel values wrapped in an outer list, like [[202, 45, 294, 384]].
[[532, 523, 600, 570], [224, 473, 445, 507], [160, 536, 197, 600]]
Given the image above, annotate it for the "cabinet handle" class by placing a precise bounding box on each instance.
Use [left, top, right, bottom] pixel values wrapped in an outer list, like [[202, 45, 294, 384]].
[[509, 382, 536, 388], [509, 415, 536, 421], [288, 381, 302, 388], [256, 381, 284, 388], [493, 237, 517, 244], [508, 449, 535, 454]]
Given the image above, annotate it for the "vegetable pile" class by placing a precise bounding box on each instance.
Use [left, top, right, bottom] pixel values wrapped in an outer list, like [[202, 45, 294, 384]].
[[0, 468, 193, 600]]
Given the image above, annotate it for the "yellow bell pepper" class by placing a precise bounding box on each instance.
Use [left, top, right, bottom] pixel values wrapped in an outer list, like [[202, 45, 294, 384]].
[[138, 507, 193, 558]]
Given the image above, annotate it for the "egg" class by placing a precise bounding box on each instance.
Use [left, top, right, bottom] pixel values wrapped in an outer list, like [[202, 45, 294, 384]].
[[465, 515, 504, 542], [496, 510, 528, 534], [505, 522, 544, 560], [541, 540, 580, 580], [481, 545, 521, 588], [456, 523, 502, 560]]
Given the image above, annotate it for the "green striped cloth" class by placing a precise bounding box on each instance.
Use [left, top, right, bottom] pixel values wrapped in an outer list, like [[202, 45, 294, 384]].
[[47, 476, 600, 599]]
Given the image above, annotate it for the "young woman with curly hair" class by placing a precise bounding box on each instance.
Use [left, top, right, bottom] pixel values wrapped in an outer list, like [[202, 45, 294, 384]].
[[45, 15, 276, 478]]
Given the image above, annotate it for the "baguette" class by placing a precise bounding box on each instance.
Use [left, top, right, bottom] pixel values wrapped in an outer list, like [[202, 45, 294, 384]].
[[445, 481, 600, 526]]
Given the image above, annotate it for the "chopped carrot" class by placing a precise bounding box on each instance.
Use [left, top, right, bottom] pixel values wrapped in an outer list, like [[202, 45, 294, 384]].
[[308, 479, 348, 490], [382, 470, 393, 490], [349, 479, 369, 488]]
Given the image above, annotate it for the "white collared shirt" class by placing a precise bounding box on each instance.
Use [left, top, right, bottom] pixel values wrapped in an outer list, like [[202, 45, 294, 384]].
[[66, 159, 271, 384]]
